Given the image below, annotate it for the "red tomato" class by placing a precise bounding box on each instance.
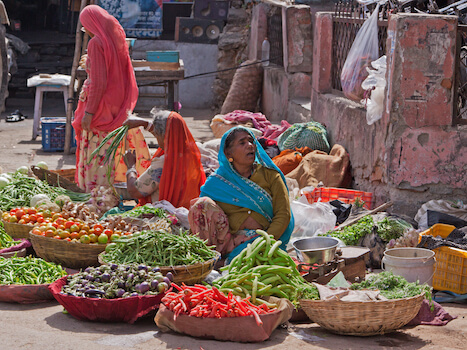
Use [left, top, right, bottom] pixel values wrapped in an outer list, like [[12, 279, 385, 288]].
[[27, 208, 37, 215], [55, 218, 66, 226], [65, 221, 75, 229], [103, 229, 113, 238], [36, 215, 45, 223], [31, 228, 42, 235], [70, 232, 80, 240], [29, 214, 37, 223], [45, 229, 55, 237], [15, 209, 25, 220]]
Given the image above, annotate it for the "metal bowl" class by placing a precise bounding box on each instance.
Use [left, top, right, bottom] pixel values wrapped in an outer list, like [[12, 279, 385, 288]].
[[292, 237, 340, 265]]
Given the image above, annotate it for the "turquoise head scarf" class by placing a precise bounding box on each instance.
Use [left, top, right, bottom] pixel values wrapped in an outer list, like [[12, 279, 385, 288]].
[[200, 126, 294, 259]]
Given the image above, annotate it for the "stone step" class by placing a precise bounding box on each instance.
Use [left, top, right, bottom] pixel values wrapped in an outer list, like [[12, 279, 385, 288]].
[[287, 97, 311, 124]]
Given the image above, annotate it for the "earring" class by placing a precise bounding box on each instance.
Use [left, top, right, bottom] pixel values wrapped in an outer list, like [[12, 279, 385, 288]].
[[228, 158, 233, 163]]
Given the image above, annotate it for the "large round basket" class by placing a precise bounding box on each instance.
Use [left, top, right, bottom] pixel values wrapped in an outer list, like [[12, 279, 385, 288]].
[[2, 220, 35, 239], [29, 232, 106, 269], [299, 293, 425, 336], [99, 251, 221, 285]]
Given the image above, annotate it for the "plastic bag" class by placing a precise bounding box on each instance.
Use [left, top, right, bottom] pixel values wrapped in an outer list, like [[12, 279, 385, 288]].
[[340, 3, 380, 101], [287, 197, 337, 249], [361, 55, 387, 125]]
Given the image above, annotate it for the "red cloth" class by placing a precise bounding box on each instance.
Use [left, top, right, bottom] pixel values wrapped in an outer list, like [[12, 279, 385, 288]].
[[139, 112, 206, 209], [407, 299, 457, 326], [223, 110, 291, 139], [0, 283, 54, 304], [72, 5, 138, 181]]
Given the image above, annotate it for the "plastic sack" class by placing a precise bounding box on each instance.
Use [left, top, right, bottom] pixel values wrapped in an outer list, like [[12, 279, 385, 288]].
[[415, 199, 467, 231], [287, 197, 337, 249], [340, 3, 381, 101], [361, 55, 387, 125]]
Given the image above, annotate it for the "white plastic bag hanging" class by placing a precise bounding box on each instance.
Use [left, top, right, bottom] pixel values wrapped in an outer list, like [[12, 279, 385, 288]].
[[361, 55, 387, 125], [340, 3, 381, 101]]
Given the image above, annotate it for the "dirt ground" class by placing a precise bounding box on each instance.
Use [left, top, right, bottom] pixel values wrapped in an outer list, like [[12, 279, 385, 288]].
[[1, 96, 467, 349]]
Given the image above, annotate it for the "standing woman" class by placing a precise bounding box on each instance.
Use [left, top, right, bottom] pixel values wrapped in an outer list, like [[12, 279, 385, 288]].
[[72, 5, 150, 192]]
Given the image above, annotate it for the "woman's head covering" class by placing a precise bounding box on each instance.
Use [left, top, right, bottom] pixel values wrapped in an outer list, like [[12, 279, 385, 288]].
[[141, 112, 206, 209], [201, 126, 294, 248], [73, 5, 138, 133]]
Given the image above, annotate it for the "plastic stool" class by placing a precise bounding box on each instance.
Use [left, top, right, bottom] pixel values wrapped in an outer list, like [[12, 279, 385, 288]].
[[32, 84, 69, 140]]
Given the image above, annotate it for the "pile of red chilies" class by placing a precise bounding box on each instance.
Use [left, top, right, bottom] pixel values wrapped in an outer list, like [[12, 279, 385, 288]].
[[162, 283, 277, 326]]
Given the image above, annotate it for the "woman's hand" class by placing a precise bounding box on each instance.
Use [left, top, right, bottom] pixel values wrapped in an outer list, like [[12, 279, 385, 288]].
[[123, 116, 148, 130], [79, 54, 87, 69], [82, 112, 93, 131], [123, 149, 137, 169]]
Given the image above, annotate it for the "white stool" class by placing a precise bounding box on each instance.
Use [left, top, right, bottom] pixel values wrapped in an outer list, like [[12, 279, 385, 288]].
[[28, 74, 72, 140]]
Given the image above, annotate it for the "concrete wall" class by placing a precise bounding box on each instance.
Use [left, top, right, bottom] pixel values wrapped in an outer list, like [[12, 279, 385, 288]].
[[311, 12, 467, 217], [132, 40, 218, 110]]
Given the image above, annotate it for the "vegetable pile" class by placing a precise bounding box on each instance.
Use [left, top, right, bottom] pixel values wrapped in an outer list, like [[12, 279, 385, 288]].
[[213, 230, 319, 305], [102, 230, 218, 267], [0, 222, 21, 249], [350, 271, 432, 300], [0, 172, 89, 211], [62, 264, 172, 298], [162, 284, 276, 326], [322, 215, 411, 246], [0, 256, 67, 285]]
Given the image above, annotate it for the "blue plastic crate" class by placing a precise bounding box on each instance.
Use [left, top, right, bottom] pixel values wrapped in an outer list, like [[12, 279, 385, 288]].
[[41, 117, 76, 152], [146, 51, 179, 63]]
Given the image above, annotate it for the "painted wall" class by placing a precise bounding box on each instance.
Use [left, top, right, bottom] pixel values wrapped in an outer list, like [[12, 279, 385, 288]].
[[310, 12, 467, 217]]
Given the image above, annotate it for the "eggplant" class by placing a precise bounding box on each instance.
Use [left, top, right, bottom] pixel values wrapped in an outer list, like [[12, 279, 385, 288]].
[[138, 264, 148, 271], [85, 274, 94, 281], [138, 282, 150, 293], [85, 289, 106, 296], [165, 272, 174, 282], [115, 288, 125, 298], [163, 277, 171, 286], [117, 280, 126, 289], [152, 267, 161, 273], [94, 277, 101, 283], [150, 280, 159, 291], [101, 273, 111, 282], [157, 282, 168, 293], [84, 267, 93, 273], [127, 273, 135, 281], [110, 263, 118, 271], [130, 292, 139, 297]]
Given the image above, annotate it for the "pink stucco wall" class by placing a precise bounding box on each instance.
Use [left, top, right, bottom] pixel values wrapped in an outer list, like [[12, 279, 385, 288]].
[[311, 12, 467, 216]]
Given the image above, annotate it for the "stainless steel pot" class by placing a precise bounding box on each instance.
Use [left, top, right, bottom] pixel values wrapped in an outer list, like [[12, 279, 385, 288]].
[[292, 237, 340, 265]]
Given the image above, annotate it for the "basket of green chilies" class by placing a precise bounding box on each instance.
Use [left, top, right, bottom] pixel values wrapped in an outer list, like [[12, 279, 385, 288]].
[[99, 230, 220, 285], [0, 256, 67, 303]]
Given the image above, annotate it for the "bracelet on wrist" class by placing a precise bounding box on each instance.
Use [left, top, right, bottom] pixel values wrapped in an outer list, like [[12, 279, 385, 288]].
[[125, 167, 137, 177], [145, 121, 153, 131]]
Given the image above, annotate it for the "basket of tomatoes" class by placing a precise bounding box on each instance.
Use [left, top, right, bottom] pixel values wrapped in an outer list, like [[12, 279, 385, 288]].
[[29, 216, 132, 269], [1, 207, 41, 239]]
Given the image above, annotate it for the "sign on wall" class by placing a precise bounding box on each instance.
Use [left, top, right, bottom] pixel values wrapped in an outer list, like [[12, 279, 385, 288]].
[[98, 0, 163, 38]]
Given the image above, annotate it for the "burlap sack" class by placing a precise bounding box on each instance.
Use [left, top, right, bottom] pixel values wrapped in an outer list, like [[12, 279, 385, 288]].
[[286, 144, 352, 189], [221, 59, 263, 114]]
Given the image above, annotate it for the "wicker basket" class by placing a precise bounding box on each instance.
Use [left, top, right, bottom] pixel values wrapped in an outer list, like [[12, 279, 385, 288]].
[[99, 251, 221, 285], [30, 166, 83, 193], [29, 232, 106, 269], [299, 293, 425, 336], [2, 220, 35, 239]]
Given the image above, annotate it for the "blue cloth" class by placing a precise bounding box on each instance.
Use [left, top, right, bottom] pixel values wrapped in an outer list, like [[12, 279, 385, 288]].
[[200, 126, 294, 260]]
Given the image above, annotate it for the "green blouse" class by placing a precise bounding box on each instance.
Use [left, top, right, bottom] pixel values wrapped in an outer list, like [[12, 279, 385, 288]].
[[216, 165, 291, 239]]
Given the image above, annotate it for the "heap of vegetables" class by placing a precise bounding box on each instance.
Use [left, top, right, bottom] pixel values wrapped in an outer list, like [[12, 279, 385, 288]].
[[0, 222, 22, 249], [162, 284, 277, 325], [102, 230, 218, 267], [322, 215, 412, 246], [0, 172, 89, 211], [350, 271, 432, 301], [62, 264, 172, 298], [0, 256, 67, 285], [213, 230, 319, 305]]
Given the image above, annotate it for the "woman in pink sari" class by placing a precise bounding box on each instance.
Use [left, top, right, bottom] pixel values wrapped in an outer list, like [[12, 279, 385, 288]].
[[72, 5, 150, 192]]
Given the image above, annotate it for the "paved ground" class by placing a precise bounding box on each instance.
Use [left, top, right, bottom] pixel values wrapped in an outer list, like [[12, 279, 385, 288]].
[[1, 96, 467, 349]]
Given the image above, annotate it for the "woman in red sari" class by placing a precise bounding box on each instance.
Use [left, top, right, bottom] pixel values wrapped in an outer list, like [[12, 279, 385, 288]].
[[72, 5, 150, 192], [123, 109, 206, 209]]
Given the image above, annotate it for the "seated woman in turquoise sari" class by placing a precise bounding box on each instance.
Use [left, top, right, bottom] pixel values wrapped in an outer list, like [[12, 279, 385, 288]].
[[188, 126, 294, 262]]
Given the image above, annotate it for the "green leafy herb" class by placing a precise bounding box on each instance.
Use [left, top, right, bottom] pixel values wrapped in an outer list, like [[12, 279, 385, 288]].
[[321, 215, 375, 246], [376, 217, 412, 242]]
